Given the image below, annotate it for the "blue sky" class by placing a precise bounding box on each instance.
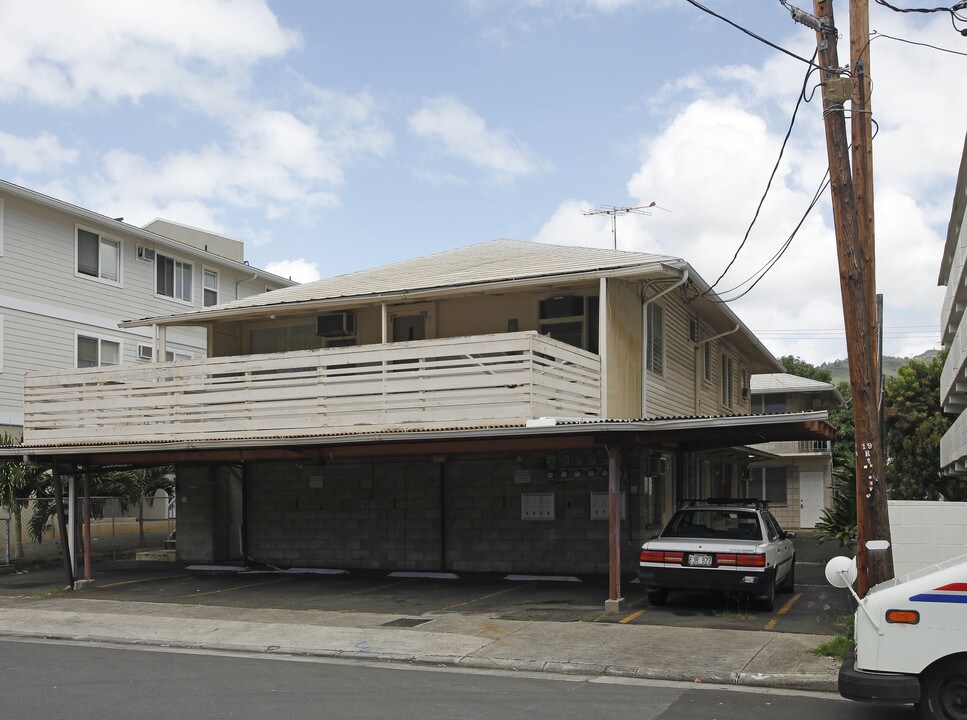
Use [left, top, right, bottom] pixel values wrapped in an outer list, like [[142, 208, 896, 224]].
[[1, 0, 964, 363]]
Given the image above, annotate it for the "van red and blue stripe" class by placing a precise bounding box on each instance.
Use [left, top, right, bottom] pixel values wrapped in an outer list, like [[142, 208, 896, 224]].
[[910, 582, 967, 603]]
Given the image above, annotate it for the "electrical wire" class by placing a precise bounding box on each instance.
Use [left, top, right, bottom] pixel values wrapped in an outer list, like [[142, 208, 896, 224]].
[[694, 50, 819, 301], [873, 0, 967, 34], [711, 169, 831, 302], [683, 0, 824, 68], [871, 29, 967, 55]]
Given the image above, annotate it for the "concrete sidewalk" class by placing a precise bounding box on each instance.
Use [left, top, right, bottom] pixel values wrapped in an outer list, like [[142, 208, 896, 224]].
[[0, 591, 840, 692]]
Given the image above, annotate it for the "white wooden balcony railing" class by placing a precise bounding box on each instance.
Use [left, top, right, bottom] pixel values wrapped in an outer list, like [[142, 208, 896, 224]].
[[749, 439, 832, 455], [22, 331, 601, 446]]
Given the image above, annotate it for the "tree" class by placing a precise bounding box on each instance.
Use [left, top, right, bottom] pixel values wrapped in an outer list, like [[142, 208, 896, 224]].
[[780, 355, 833, 383], [26, 465, 175, 549], [884, 351, 962, 500], [94, 466, 175, 546], [0, 433, 48, 561]]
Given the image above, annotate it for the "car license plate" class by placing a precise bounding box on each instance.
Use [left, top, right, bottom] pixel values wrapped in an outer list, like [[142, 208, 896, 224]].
[[688, 553, 713, 567]]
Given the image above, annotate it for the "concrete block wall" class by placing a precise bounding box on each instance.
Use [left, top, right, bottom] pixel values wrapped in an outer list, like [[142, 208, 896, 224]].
[[175, 465, 216, 564], [239, 449, 658, 575], [888, 500, 967, 577]]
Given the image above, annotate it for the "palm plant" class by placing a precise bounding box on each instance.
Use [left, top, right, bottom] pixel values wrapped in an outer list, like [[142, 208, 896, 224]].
[[0, 433, 48, 560], [814, 451, 857, 548]]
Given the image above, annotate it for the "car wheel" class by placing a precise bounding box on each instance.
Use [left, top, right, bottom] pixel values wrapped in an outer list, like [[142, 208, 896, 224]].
[[647, 589, 668, 606], [919, 657, 967, 720], [757, 577, 776, 611], [779, 559, 795, 594]]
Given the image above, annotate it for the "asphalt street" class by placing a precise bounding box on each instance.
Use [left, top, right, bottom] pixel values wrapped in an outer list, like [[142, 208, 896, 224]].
[[0, 638, 910, 720]]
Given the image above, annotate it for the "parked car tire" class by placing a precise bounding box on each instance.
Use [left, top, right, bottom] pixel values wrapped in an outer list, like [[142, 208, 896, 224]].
[[919, 657, 967, 720], [758, 577, 776, 611], [647, 589, 669, 606], [779, 559, 795, 594]]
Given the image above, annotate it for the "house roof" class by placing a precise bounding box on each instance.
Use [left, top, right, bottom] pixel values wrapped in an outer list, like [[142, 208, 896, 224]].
[[751, 373, 844, 406], [120, 239, 683, 326]]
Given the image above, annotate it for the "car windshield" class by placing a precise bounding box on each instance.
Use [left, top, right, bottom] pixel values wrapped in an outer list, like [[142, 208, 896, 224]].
[[660, 509, 763, 541]]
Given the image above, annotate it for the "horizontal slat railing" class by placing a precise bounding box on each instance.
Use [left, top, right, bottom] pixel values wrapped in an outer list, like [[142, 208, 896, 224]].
[[748, 440, 832, 455], [23, 331, 601, 445]]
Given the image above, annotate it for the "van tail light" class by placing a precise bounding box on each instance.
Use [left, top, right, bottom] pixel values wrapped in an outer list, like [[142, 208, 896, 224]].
[[716, 553, 766, 567], [886, 609, 920, 624]]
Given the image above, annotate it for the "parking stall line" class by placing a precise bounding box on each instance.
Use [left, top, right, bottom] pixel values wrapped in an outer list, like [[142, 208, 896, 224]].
[[618, 608, 647, 624], [762, 592, 802, 631], [94, 574, 193, 589], [172, 575, 295, 599], [437, 582, 532, 612]]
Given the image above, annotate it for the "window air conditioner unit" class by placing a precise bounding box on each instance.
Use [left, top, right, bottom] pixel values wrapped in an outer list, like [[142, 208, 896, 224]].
[[316, 311, 356, 337], [137, 246, 156, 262], [741, 387, 750, 400], [648, 456, 667, 476], [137, 344, 153, 361]]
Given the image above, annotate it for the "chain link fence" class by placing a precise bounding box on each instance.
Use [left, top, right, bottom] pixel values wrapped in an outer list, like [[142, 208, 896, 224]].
[[0, 493, 175, 566]]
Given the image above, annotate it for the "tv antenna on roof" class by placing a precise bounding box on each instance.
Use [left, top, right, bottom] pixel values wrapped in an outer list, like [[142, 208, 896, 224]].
[[581, 202, 668, 249]]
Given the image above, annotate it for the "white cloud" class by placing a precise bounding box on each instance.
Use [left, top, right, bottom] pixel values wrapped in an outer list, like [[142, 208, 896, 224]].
[[0, 131, 78, 173], [533, 13, 963, 364], [408, 96, 548, 182], [265, 258, 320, 284], [0, 0, 299, 108]]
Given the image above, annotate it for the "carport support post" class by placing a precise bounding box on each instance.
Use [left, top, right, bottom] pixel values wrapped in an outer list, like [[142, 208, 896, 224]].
[[605, 445, 624, 612], [50, 464, 75, 590], [82, 467, 92, 581]]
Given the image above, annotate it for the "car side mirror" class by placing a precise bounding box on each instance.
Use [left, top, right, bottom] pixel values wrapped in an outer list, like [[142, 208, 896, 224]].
[[785, 531, 797, 539]]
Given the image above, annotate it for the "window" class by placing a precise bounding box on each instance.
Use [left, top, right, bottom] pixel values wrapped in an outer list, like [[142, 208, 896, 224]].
[[156, 253, 192, 302], [538, 295, 599, 353], [203, 269, 219, 307], [703, 340, 712, 382], [646, 303, 664, 375], [250, 324, 320, 354], [721, 354, 734, 407], [752, 393, 787, 414], [0, 315, 4, 373], [77, 335, 120, 368], [76, 227, 121, 283], [748, 467, 788, 505]]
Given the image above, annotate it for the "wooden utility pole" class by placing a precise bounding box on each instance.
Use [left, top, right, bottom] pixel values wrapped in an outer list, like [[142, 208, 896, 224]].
[[812, 0, 894, 595]]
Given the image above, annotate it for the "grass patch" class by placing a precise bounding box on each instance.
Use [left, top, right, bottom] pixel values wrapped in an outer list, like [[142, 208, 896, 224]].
[[811, 613, 855, 660]]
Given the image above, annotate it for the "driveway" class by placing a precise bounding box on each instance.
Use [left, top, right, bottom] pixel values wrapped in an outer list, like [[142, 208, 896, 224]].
[[0, 532, 853, 635]]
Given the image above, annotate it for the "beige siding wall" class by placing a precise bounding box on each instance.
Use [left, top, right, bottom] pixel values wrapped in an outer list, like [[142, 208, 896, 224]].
[[643, 292, 753, 418], [605, 280, 642, 418]]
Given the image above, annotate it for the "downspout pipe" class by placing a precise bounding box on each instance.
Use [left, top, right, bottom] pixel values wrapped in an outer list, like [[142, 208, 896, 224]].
[[641, 269, 688, 417], [694, 324, 741, 413]]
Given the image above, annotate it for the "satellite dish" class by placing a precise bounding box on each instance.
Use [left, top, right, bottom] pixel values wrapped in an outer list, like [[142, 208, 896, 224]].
[[825, 556, 858, 588]]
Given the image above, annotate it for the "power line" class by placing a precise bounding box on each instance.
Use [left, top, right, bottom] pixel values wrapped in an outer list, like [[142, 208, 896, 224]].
[[682, 0, 824, 68], [872, 0, 967, 35], [871, 29, 967, 56], [693, 50, 819, 303]]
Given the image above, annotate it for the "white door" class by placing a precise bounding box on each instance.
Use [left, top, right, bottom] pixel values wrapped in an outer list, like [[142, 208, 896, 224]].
[[800, 471, 825, 528]]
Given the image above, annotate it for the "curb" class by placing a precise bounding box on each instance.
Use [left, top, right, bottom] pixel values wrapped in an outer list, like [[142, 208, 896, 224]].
[[0, 629, 838, 693]]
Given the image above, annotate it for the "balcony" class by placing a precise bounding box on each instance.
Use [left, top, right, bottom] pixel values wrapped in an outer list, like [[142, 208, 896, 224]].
[[22, 332, 601, 447], [749, 440, 832, 456]]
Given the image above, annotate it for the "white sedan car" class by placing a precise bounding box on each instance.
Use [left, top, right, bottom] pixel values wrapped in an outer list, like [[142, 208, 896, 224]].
[[638, 499, 796, 610]]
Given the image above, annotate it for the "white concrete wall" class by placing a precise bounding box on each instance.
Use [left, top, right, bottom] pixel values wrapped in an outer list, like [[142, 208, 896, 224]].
[[888, 500, 967, 577]]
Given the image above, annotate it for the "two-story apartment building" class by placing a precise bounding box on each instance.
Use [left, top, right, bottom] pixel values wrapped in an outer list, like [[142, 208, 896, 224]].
[[747, 373, 843, 528], [10, 239, 834, 607], [0, 180, 295, 437], [940, 132, 967, 478]]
